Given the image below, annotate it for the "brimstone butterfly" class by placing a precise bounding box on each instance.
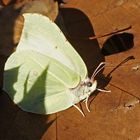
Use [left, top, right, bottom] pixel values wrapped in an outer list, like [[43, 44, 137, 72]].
[[3, 13, 109, 116]]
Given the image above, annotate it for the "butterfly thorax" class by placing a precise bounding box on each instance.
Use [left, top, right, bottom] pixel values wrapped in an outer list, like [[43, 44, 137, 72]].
[[70, 78, 97, 104]]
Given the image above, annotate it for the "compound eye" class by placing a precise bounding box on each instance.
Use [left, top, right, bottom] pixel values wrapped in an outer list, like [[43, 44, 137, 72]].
[[87, 81, 92, 87]]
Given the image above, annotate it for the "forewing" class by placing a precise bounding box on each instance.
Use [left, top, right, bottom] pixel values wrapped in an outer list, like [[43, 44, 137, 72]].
[[17, 13, 87, 81]]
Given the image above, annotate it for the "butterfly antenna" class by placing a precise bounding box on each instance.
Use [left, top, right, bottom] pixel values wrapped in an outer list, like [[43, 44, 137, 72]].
[[91, 62, 106, 80], [73, 104, 85, 117]]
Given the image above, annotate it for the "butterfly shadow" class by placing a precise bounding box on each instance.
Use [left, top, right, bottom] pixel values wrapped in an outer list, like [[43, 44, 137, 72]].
[[57, 7, 105, 76], [101, 32, 134, 56], [88, 55, 135, 108], [55, 7, 114, 116], [88, 31, 135, 104], [0, 66, 56, 140]]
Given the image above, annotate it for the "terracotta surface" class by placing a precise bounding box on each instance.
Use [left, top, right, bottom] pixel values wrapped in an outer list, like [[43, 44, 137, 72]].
[[1, 0, 140, 140]]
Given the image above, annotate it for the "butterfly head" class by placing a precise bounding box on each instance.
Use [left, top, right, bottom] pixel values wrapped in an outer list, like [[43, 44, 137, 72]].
[[82, 62, 106, 95], [72, 62, 110, 116], [80, 62, 107, 113], [83, 78, 97, 94]]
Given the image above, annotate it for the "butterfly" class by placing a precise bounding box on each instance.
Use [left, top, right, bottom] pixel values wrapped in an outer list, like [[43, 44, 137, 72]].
[[3, 13, 109, 116]]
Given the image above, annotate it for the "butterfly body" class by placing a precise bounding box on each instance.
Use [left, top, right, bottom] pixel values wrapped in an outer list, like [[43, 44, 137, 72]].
[[70, 79, 97, 102], [4, 13, 100, 115]]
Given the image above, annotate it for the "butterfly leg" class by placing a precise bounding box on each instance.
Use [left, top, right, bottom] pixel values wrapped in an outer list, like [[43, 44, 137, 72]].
[[85, 95, 90, 112], [73, 104, 85, 117]]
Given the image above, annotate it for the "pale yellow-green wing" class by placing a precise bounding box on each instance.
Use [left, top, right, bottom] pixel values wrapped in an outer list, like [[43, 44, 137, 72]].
[[4, 50, 79, 114], [17, 13, 87, 81]]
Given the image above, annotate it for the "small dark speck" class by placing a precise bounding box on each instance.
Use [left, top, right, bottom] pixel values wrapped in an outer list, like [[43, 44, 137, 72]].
[[55, 46, 58, 49], [25, 33, 28, 39], [124, 99, 139, 108], [126, 104, 133, 108]]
